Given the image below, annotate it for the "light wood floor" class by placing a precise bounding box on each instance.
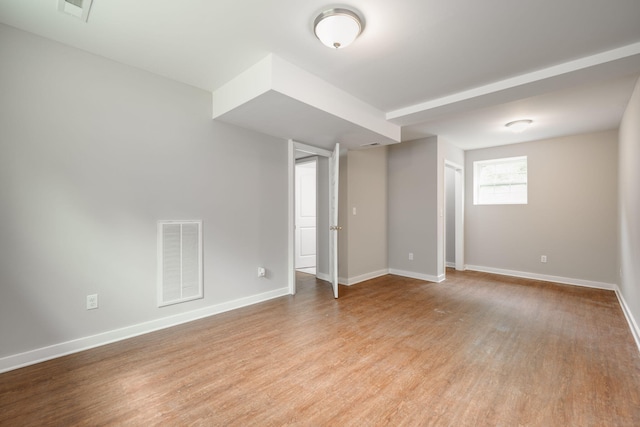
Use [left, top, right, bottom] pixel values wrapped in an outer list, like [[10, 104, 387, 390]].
[[1, 270, 639, 426]]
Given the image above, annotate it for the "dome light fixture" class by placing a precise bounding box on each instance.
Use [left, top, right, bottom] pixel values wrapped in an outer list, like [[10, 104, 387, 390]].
[[314, 8, 364, 49], [505, 119, 533, 133]]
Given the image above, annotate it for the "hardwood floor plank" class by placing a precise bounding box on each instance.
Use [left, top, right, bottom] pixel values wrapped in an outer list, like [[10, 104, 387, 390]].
[[1, 270, 639, 426]]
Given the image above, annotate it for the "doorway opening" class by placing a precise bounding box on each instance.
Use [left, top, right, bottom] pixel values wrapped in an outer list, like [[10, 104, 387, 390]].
[[295, 158, 317, 276], [444, 161, 464, 273], [288, 140, 340, 298]]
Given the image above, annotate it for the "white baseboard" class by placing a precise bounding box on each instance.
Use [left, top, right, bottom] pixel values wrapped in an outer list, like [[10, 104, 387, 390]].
[[464, 265, 616, 290], [446, 262, 456, 268], [339, 269, 389, 286], [615, 287, 640, 353], [317, 272, 330, 282], [458, 265, 639, 354], [388, 269, 445, 283], [0, 287, 290, 374]]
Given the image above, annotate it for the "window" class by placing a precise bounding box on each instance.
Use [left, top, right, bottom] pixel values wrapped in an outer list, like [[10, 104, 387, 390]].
[[474, 156, 527, 205], [157, 220, 203, 307]]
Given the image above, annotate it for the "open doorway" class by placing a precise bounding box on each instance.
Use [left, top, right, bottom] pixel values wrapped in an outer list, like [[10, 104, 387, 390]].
[[295, 158, 317, 275], [444, 161, 464, 272], [288, 140, 340, 298]]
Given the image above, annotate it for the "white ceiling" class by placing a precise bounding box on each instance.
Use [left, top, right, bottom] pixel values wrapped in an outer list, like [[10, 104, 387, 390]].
[[1, 0, 639, 150]]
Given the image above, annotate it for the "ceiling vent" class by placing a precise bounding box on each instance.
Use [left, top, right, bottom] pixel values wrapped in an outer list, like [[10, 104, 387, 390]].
[[58, 0, 93, 22]]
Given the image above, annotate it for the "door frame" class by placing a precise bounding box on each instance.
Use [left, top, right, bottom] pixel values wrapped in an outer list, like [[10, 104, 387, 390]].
[[444, 160, 465, 272], [288, 140, 333, 295]]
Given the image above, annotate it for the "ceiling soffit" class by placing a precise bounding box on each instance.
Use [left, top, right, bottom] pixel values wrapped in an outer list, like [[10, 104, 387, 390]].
[[212, 44, 640, 149], [212, 54, 400, 150]]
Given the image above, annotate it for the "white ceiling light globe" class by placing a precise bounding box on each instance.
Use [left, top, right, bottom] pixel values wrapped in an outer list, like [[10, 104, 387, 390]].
[[505, 119, 533, 133], [314, 9, 364, 49]]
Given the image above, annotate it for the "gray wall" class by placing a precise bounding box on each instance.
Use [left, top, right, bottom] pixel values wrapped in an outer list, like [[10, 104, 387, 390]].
[[388, 137, 439, 278], [618, 76, 640, 333], [465, 130, 618, 284], [338, 150, 349, 280], [0, 25, 288, 358], [337, 147, 388, 282], [388, 137, 463, 280], [345, 147, 388, 280]]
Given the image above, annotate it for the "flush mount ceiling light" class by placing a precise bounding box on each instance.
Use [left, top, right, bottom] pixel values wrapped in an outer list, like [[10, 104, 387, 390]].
[[505, 119, 533, 133], [314, 8, 364, 49]]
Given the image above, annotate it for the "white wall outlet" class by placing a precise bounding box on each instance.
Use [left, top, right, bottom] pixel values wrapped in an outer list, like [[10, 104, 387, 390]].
[[409, 253, 414, 261], [540, 255, 547, 263], [353, 207, 357, 215], [258, 267, 266, 277], [86, 294, 98, 310]]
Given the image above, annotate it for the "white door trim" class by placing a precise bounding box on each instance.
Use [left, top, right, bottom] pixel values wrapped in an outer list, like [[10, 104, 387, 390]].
[[288, 140, 336, 296], [328, 142, 340, 298], [288, 140, 295, 294], [294, 141, 332, 158]]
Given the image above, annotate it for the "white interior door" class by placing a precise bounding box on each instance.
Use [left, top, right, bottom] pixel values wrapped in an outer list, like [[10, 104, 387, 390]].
[[329, 143, 340, 298], [295, 160, 317, 270]]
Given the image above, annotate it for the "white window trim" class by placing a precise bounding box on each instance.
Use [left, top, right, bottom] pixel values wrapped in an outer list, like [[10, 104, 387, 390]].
[[157, 220, 203, 307], [473, 156, 528, 205]]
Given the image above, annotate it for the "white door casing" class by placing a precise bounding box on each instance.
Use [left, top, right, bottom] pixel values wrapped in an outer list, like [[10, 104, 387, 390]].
[[329, 143, 340, 298], [295, 160, 317, 269], [288, 140, 336, 297]]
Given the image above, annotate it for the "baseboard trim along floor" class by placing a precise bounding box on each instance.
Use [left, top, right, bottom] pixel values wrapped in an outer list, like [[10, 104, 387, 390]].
[[0, 287, 290, 374], [464, 265, 616, 290]]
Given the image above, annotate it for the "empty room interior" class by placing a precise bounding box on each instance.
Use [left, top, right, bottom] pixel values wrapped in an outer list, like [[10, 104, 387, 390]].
[[1, 0, 640, 425]]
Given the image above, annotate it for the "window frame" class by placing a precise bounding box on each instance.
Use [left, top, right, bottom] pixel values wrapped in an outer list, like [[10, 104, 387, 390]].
[[473, 156, 528, 206]]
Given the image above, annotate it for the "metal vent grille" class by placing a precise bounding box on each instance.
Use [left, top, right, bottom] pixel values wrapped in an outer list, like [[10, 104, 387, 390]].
[[58, 0, 93, 22], [157, 220, 203, 307]]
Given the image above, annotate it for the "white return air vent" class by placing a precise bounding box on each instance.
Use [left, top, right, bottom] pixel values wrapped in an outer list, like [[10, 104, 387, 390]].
[[157, 220, 203, 307], [58, 0, 93, 22]]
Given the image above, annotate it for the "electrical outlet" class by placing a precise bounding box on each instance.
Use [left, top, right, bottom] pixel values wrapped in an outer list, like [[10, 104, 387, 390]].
[[540, 255, 547, 263], [258, 267, 266, 277], [409, 253, 414, 261], [86, 294, 98, 310]]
